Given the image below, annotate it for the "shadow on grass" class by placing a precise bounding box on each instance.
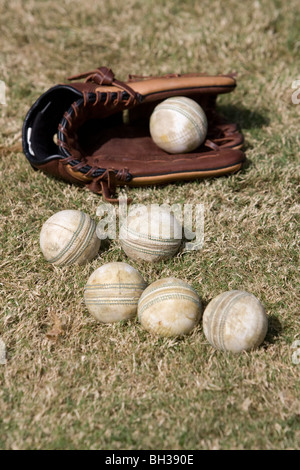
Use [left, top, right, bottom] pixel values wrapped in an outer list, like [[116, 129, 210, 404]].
[[100, 237, 111, 253], [217, 104, 270, 173], [217, 104, 270, 130], [264, 314, 283, 346]]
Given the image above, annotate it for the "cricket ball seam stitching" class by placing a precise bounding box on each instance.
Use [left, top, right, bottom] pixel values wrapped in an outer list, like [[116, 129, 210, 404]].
[[138, 293, 201, 321]]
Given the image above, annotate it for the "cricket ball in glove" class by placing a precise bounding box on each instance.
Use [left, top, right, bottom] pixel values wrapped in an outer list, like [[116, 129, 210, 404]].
[[23, 67, 245, 202]]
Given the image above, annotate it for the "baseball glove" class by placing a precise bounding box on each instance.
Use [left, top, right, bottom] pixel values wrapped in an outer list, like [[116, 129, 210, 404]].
[[22, 66, 245, 202]]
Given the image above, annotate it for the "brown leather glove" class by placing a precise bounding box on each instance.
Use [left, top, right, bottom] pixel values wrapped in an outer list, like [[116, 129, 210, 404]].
[[22, 66, 245, 202]]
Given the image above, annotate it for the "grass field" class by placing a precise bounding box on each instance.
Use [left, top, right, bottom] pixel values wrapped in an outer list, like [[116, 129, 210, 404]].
[[0, 0, 299, 450]]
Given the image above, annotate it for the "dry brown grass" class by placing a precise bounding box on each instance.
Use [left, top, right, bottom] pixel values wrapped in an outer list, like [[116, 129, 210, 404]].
[[0, 0, 299, 450]]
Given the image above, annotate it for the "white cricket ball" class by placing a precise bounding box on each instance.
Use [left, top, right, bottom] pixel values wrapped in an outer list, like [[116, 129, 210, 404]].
[[120, 205, 182, 262], [149, 96, 208, 154], [40, 209, 101, 266], [203, 290, 268, 353], [138, 277, 202, 337], [84, 262, 147, 323]]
